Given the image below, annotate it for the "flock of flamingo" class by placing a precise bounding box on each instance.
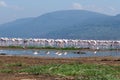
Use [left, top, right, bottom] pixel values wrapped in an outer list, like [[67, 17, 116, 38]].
[[0, 37, 120, 49]]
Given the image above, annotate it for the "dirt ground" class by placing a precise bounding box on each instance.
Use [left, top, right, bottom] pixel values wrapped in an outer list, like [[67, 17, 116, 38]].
[[0, 55, 120, 80]]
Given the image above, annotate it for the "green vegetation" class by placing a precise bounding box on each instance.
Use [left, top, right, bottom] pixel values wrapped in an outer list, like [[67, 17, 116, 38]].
[[0, 46, 24, 49], [19, 63, 120, 80], [27, 46, 57, 49], [0, 45, 85, 50], [5, 62, 23, 67], [57, 47, 86, 50], [8, 46, 23, 49], [0, 62, 27, 73], [0, 63, 120, 79], [0, 69, 13, 73], [0, 45, 120, 51], [26, 46, 83, 50]]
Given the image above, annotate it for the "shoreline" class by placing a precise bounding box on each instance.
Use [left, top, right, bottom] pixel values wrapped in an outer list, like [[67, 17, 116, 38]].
[[0, 55, 119, 65], [0, 46, 120, 52]]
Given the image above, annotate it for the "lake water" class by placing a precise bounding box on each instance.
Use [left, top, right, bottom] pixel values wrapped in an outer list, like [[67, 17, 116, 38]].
[[0, 49, 120, 58]]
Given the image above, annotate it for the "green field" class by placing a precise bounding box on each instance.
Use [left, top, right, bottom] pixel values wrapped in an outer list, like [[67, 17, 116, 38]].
[[1, 63, 120, 80]]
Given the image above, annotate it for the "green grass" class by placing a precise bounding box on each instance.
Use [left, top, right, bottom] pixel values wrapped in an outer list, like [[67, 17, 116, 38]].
[[0, 45, 84, 50], [26, 46, 83, 50], [5, 62, 23, 67], [0, 63, 120, 79], [0, 69, 13, 73], [8, 46, 23, 49], [19, 63, 120, 80], [1, 45, 120, 51], [0, 62, 27, 73]]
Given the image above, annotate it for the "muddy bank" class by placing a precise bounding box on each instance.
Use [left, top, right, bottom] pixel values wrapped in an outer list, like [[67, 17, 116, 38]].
[[0, 55, 120, 65]]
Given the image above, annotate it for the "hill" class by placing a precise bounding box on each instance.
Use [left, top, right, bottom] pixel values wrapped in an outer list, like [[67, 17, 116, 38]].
[[0, 10, 120, 40]]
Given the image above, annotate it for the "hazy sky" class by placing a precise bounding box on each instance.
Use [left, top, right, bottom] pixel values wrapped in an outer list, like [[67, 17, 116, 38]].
[[0, 0, 120, 24]]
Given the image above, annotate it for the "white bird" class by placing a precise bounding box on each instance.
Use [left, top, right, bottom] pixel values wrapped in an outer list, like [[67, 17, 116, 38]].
[[45, 51, 50, 55], [33, 51, 38, 55], [64, 52, 68, 55], [55, 51, 59, 54], [58, 52, 62, 56], [94, 51, 97, 54], [55, 51, 62, 56]]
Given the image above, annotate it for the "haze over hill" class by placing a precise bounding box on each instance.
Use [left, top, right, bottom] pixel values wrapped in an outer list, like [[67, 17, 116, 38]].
[[0, 10, 120, 40]]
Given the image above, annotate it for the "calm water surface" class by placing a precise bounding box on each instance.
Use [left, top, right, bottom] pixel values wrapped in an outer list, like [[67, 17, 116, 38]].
[[0, 49, 120, 58]]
